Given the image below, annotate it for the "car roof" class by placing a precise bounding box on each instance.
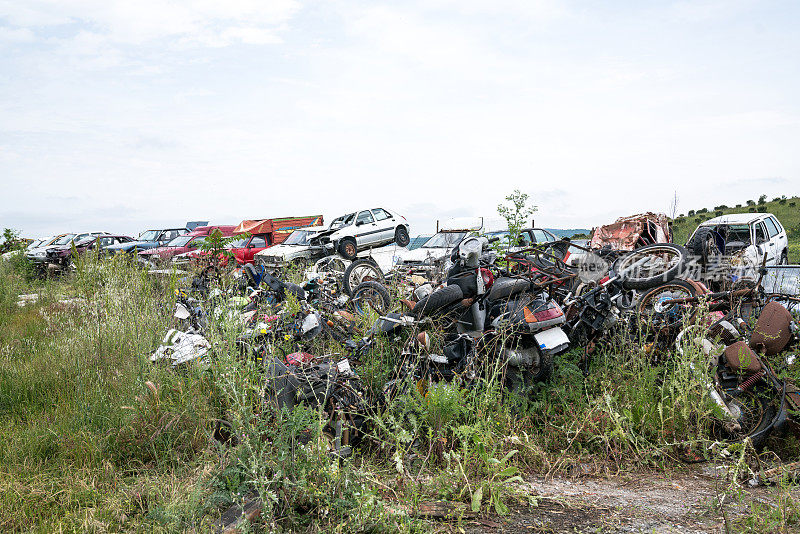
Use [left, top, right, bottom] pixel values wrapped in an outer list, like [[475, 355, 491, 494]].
[[699, 213, 774, 225]]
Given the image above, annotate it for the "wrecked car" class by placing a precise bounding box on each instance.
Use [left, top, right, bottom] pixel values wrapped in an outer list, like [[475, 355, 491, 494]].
[[138, 225, 236, 267], [589, 212, 672, 251], [687, 213, 790, 266], [309, 208, 410, 261], [255, 226, 327, 270], [105, 227, 190, 255], [46, 234, 133, 269]]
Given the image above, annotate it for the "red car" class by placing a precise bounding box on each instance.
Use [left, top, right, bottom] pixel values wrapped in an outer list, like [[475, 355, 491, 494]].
[[137, 225, 236, 266]]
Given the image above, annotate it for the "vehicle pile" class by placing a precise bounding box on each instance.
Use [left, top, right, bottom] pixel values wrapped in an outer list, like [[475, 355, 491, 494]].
[[8, 208, 799, 454], [146, 227, 800, 459]]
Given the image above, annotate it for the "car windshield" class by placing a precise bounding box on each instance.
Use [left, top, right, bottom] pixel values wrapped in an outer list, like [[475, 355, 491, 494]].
[[167, 235, 194, 247], [139, 230, 160, 241], [423, 232, 467, 248], [329, 213, 355, 230], [230, 237, 250, 248], [54, 234, 76, 245], [74, 235, 95, 245], [703, 224, 751, 244], [283, 230, 314, 246]]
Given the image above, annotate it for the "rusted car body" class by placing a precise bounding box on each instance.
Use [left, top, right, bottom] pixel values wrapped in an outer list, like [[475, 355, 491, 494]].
[[589, 212, 671, 251]]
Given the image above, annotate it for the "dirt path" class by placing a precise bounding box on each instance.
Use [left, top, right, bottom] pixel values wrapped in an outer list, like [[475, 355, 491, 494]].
[[457, 468, 791, 533]]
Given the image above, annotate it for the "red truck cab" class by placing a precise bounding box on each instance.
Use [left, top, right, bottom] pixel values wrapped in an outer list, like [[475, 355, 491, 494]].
[[138, 225, 236, 265], [229, 215, 324, 266]]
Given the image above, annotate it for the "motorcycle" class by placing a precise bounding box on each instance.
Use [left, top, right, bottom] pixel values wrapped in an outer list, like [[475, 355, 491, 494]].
[[677, 299, 799, 448], [401, 235, 571, 392], [561, 243, 689, 370]]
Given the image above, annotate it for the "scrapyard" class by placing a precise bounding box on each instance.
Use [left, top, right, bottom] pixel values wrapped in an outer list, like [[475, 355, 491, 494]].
[[4, 197, 800, 532]]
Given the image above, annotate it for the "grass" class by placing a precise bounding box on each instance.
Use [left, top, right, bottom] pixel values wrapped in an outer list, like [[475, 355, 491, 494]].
[[671, 195, 800, 262], [1, 253, 799, 531]]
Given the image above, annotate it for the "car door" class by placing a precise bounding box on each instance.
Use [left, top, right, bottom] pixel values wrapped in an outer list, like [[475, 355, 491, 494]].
[[752, 222, 772, 264], [763, 216, 786, 263], [355, 210, 378, 246], [371, 208, 395, 244], [243, 235, 267, 263]]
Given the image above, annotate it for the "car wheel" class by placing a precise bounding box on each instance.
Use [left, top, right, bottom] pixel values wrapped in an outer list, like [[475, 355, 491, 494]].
[[338, 238, 358, 261], [780, 250, 789, 265], [394, 226, 410, 247]]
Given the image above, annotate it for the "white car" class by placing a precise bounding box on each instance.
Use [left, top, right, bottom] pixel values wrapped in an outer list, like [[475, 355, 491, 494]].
[[686, 213, 790, 283], [255, 227, 326, 269], [309, 208, 410, 260]]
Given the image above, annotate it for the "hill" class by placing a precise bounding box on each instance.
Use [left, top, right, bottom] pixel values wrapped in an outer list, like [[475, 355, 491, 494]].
[[671, 195, 800, 262]]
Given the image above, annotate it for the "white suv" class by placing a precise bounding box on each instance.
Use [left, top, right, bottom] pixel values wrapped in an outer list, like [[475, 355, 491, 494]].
[[309, 208, 410, 260], [686, 213, 789, 282]]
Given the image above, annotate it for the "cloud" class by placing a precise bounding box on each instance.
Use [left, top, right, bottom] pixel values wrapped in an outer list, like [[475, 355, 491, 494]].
[[0, 0, 299, 47], [0, 26, 34, 43]]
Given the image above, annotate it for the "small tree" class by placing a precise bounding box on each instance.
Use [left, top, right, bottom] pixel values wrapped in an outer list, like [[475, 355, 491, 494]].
[[199, 229, 247, 271], [758, 194, 767, 205], [497, 190, 537, 249], [746, 200, 755, 206]]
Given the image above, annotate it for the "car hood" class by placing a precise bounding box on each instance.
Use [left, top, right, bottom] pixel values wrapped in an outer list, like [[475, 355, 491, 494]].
[[396, 247, 450, 263], [255, 243, 306, 259], [106, 240, 157, 251], [139, 246, 176, 256]]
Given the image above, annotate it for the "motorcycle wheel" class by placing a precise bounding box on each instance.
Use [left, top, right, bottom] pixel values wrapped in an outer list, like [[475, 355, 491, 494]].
[[504, 348, 554, 394], [343, 259, 384, 296], [713, 385, 776, 450], [351, 280, 391, 316], [636, 279, 698, 332], [614, 244, 687, 291]]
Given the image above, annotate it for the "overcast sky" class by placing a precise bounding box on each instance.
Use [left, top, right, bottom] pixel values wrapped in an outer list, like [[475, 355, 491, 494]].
[[1, 0, 798, 238]]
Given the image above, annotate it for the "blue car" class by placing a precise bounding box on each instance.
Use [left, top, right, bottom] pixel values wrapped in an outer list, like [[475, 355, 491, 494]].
[[105, 228, 189, 255]]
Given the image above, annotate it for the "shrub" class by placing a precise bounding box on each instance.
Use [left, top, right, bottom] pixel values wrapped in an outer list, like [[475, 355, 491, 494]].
[[790, 202, 796, 207], [757, 206, 767, 212], [759, 194, 767, 204], [747, 200, 755, 206], [715, 210, 723, 216], [687, 210, 695, 216], [735, 204, 742, 208], [697, 208, 708, 214], [749, 207, 756, 212], [714, 205, 728, 210]]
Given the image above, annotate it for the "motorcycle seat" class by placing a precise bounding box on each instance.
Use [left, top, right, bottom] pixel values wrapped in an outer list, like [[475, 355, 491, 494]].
[[488, 277, 530, 301]]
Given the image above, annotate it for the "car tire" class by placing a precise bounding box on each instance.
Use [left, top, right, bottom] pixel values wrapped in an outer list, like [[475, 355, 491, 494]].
[[338, 238, 358, 261], [394, 226, 410, 247], [780, 250, 789, 265], [343, 258, 384, 296]]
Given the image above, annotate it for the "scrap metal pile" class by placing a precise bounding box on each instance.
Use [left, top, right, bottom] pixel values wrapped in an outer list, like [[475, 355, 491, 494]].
[[150, 231, 800, 456]]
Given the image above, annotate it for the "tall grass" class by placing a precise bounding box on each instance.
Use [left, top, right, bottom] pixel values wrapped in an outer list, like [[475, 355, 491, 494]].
[[0, 254, 794, 531]]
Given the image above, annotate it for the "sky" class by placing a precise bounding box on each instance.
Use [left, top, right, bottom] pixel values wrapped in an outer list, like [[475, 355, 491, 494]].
[[1, 0, 798, 238]]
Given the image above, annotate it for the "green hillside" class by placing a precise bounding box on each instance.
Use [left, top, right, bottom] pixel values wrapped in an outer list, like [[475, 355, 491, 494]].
[[671, 195, 800, 263]]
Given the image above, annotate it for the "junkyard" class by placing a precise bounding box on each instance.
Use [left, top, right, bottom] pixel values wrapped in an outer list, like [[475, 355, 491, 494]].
[[1, 194, 800, 532], [4, 3, 800, 532]]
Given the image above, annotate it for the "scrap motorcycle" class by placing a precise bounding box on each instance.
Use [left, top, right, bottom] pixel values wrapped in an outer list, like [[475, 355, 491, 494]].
[[399, 235, 571, 393]]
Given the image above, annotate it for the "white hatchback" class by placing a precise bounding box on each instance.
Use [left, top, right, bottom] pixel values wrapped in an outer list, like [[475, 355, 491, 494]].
[[309, 208, 410, 260]]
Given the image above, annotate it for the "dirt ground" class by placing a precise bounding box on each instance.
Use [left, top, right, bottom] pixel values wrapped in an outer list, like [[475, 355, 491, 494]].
[[452, 467, 795, 533]]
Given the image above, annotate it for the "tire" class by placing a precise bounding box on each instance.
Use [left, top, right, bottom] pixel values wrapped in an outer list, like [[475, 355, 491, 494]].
[[636, 279, 698, 336], [614, 244, 687, 291], [411, 284, 464, 318], [713, 385, 777, 450], [686, 227, 719, 265], [343, 259, 384, 296], [780, 251, 789, 265], [351, 281, 391, 315], [338, 238, 358, 261], [394, 226, 410, 247]]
